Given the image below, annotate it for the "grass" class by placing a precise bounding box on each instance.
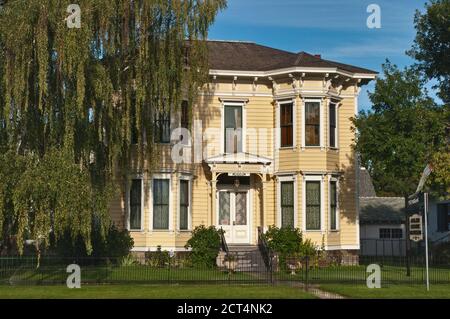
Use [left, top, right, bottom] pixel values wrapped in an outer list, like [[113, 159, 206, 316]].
[[3, 266, 259, 284], [277, 264, 450, 284], [319, 284, 450, 299], [0, 284, 316, 299]]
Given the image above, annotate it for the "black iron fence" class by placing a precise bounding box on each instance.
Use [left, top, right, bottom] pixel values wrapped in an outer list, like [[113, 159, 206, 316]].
[[0, 252, 449, 286]]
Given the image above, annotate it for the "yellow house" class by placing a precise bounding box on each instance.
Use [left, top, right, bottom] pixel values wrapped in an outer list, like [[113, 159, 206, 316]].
[[110, 40, 377, 256]]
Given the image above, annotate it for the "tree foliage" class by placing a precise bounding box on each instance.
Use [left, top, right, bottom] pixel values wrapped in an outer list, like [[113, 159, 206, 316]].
[[0, 0, 226, 255], [408, 0, 450, 103], [353, 62, 447, 197]]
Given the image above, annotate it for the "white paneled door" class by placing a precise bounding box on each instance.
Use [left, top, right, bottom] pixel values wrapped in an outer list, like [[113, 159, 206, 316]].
[[217, 189, 250, 244]]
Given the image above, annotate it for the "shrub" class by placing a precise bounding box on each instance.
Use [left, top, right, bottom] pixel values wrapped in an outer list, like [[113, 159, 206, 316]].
[[262, 225, 318, 270], [146, 246, 170, 267], [432, 241, 450, 262], [185, 225, 223, 268], [55, 224, 134, 261]]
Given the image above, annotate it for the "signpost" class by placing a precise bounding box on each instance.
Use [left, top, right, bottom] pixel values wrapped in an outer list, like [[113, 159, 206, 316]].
[[405, 164, 432, 291]]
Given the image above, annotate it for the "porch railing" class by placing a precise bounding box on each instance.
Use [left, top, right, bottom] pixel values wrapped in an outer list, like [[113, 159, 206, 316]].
[[257, 227, 273, 275]]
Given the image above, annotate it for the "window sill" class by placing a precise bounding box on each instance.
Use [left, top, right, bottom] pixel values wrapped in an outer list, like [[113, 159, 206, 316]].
[[328, 147, 339, 151], [278, 146, 295, 150], [151, 229, 173, 232], [129, 229, 144, 233], [304, 229, 323, 233], [328, 229, 340, 233]]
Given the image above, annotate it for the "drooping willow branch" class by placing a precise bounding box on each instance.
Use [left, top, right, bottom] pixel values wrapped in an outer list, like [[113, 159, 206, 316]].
[[0, 0, 226, 254]]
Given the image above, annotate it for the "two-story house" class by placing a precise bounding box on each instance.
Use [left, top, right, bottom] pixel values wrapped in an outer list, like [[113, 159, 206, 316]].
[[109, 40, 377, 257]]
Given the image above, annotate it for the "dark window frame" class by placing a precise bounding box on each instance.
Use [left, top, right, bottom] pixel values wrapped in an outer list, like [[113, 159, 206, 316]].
[[329, 102, 337, 148], [329, 180, 337, 230], [280, 102, 293, 147], [154, 110, 171, 144], [224, 105, 243, 154], [305, 180, 321, 230], [305, 101, 321, 147], [153, 178, 170, 230], [280, 181, 295, 228], [179, 179, 190, 230], [129, 179, 142, 230]]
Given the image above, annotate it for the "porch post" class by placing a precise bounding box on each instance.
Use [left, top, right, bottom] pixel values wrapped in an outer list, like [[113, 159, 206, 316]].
[[211, 172, 217, 226], [262, 174, 268, 232]]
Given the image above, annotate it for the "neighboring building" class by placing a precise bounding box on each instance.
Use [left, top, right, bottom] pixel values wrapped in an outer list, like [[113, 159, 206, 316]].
[[359, 168, 406, 256], [428, 199, 450, 244], [109, 40, 377, 256]]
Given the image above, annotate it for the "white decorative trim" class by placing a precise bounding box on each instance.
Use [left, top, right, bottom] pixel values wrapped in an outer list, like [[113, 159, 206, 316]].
[[126, 175, 144, 232], [209, 67, 376, 80], [131, 246, 191, 252], [149, 173, 173, 232], [325, 244, 359, 251]]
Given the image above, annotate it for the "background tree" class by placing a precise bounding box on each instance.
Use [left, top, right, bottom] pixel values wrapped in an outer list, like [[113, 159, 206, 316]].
[[0, 0, 226, 256], [408, 0, 450, 104], [352, 62, 447, 198]]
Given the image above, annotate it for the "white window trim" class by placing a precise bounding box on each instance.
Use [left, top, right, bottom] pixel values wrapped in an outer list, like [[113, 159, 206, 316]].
[[329, 176, 340, 231], [149, 173, 173, 232], [302, 99, 323, 149], [277, 175, 298, 228], [221, 101, 246, 154], [127, 175, 144, 232], [277, 99, 296, 149], [302, 175, 325, 232], [177, 175, 193, 231], [328, 102, 338, 149]]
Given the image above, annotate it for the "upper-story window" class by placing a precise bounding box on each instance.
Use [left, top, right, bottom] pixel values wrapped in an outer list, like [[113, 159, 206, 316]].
[[129, 179, 142, 230], [305, 101, 320, 146], [329, 102, 337, 148], [154, 110, 171, 143], [224, 105, 242, 153], [180, 100, 190, 145], [280, 102, 293, 147]]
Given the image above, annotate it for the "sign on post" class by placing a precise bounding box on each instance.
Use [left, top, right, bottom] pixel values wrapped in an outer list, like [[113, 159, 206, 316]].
[[409, 213, 423, 242]]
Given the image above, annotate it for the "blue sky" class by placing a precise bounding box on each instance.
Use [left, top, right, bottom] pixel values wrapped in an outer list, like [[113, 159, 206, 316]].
[[208, 0, 430, 112]]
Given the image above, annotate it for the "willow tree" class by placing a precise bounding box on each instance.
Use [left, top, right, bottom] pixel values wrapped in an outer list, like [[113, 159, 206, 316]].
[[0, 0, 226, 257]]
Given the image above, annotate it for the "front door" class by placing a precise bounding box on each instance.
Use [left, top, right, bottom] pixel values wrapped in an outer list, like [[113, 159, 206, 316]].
[[217, 189, 249, 244]]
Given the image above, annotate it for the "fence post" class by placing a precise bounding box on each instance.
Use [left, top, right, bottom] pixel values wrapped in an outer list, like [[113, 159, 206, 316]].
[[305, 256, 309, 291]]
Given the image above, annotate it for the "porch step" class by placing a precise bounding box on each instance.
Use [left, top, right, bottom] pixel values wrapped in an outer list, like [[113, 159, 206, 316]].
[[228, 245, 259, 252], [226, 245, 267, 272]]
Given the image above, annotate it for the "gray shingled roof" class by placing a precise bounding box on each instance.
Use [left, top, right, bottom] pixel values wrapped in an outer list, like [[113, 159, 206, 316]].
[[359, 168, 377, 197], [207, 40, 378, 74], [360, 197, 405, 224]]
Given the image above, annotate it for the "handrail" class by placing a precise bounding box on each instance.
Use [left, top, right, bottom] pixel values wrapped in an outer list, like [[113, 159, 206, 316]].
[[257, 226, 272, 271], [219, 227, 229, 254]]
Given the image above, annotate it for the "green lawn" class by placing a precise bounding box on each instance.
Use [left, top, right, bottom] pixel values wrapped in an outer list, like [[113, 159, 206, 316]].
[[0, 284, 315, 299], [319, 284, 450, 299], [277, 265, 450, 284], [3, 266, 259, 284]]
